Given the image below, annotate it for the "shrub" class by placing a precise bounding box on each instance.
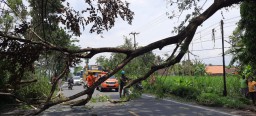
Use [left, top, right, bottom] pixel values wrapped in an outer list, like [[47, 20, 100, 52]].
[[170, 86, 200, 99], [15, 76, 51, 101], [154, 82, 171, 98], [238, 97, 251, 104], [221, 97, 246, 109], [196, 93, 222, 107]]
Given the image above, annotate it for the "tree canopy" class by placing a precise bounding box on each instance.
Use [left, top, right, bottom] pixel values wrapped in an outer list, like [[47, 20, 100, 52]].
[[227, 0, 256, 74], [0, 0, 245, 115]]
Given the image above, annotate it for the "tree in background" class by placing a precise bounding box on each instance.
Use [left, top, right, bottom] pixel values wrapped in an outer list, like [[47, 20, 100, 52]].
[[194, 60, 206, 76], [0, 0, 245, 114], [96, 37, 156, 78], [29, 0, 81, 78], [167, 59, 205, 76], [228, 0, 256, 75], [73, 66, 83, 76]]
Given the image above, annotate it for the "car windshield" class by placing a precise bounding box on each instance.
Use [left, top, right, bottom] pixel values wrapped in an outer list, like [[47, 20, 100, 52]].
[[109, 76, 115, 79]]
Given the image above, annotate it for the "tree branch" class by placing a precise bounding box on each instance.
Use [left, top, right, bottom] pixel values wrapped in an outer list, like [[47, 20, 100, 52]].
[[5, 0, 243, 115], [0, 32, 133, 57], [125, 22, 197, 89], [18, 79, 37, 85]]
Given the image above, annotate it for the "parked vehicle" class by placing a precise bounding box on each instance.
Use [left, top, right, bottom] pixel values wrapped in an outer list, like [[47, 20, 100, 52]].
[[73, 76, 82, 85], [96, 75, 119, 92]]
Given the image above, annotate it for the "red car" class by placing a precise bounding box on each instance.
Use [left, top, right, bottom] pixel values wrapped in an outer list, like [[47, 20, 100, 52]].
[[96, 75, 119, 92]]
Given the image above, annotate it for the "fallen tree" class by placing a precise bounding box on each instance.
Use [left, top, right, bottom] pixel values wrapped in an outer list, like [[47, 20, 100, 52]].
[[0, 0, 243, 115]]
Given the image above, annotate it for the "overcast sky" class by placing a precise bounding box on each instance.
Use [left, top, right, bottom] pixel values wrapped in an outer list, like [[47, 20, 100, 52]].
[[67, 0, 241, 66]]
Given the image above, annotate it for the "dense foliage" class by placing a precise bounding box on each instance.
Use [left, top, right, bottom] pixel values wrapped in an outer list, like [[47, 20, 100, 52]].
[[0, 0, 247, 114], [228, 0, 256, 74], [143, 75, 249, 108], [96, 37, 156, 78]]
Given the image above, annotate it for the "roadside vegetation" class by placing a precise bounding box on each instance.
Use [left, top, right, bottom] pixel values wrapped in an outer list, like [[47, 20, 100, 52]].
[[0, 72, 52, 112], [1, 0, 256, 115], [143, 75, 251, 109]]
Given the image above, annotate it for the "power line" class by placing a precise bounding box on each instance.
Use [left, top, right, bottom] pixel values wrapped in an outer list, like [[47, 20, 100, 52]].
[[224, 16, 240, 21], [200, 55, 222, 60], [194, 54, 232, 60], [135, 13, 167, 32], [132, 5, 180, 34], [191, 47, 230, 52], [194, 15, 240, 35], [192, 37, 222, 44], [225, 20, 239, 24]]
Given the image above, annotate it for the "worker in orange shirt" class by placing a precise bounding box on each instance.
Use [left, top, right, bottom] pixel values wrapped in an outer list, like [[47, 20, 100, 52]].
[[86, 71, 96, 87], [248, 76, 256, 105]]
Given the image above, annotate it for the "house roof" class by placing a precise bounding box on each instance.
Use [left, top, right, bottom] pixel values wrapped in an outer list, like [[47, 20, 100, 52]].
[[205, 66, 223, 74]]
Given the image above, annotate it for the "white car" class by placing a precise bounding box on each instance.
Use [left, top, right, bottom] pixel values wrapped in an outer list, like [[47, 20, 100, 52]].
[[73, 76, 82, 85]]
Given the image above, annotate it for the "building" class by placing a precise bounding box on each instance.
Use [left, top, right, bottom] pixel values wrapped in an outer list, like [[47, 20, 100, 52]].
[[205, 65, 238, 75]]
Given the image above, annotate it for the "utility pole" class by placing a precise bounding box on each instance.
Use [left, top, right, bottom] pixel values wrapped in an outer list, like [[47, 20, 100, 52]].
[[187, 47, 190, 76], [221, 20, 227, 96], [129, 32, 139, 49]]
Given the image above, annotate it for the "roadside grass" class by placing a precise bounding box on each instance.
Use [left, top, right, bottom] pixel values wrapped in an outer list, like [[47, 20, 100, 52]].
[[143, 75, 251, 110]]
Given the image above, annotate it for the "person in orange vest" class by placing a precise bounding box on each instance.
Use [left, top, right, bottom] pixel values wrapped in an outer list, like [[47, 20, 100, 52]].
[[86, 71, 96, 87], [248, 76, 256, 105]]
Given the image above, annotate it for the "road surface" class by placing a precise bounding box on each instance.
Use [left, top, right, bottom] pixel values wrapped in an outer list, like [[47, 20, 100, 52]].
[[61, 82, 120, 100], [41, 82, 255, 116]]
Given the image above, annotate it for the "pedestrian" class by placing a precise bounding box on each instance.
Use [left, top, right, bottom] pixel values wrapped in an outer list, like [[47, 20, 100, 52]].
[[119, 70, 129, 98], [240, 75, 248, 98], [248, 76, 256, 105], [86, 71, 96, 87]]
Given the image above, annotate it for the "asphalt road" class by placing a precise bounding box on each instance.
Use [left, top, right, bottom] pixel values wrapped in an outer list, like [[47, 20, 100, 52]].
[[61, 82, 120, 100], [41, 82, 255, 116], [92, 95, 235, 116]]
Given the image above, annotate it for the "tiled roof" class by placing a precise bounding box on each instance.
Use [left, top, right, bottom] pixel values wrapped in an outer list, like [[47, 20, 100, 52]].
[[205, 66, 223, 74]]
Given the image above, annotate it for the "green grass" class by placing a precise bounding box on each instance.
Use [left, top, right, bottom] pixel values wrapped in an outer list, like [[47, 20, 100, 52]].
[[154, 75, 240, 97], [143, 75, 249, 109]]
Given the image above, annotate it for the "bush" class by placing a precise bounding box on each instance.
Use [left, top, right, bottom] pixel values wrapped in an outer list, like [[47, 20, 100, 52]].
[[196, 93, 222, 107], [221, 97, 246, 109], [238, 97, 251, 104], [170, 86, 200, 99], [15, 76, 51, 101], [197, 93, 248, 109], [154, 83, 171, 98], [144, 76, 247, 109]]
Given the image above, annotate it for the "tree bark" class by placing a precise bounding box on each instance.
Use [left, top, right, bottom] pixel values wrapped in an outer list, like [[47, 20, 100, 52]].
[[1, 0, 244, 115]]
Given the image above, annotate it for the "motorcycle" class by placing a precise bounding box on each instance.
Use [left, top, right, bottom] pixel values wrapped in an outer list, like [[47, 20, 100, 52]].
[[68, 82, 73, 90], [67, 78, 74, 90]]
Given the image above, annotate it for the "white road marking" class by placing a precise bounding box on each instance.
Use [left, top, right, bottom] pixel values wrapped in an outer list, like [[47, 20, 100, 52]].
[[143, 94, 239, 116], [129, 111, 140, 116]]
